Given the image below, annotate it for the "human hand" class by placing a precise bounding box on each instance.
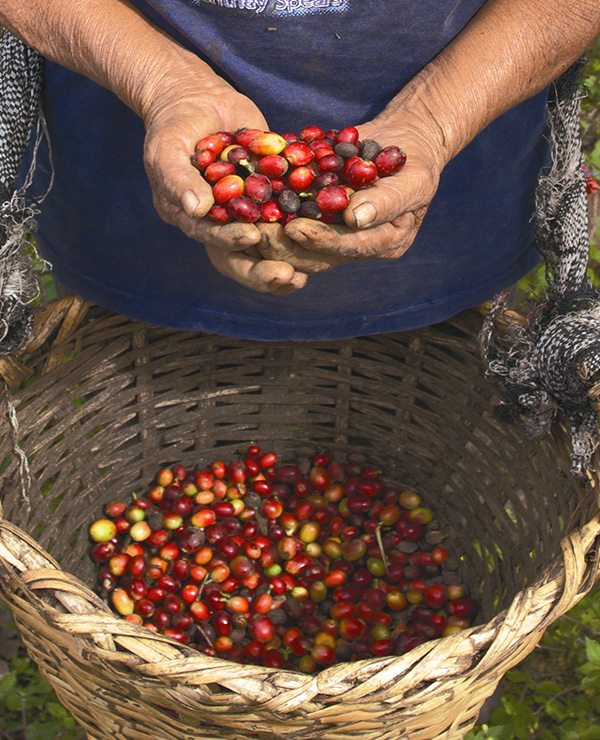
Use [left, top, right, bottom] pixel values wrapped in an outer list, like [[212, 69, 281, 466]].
[[141, 75, 308, 294], [280, 113, 447, 266]]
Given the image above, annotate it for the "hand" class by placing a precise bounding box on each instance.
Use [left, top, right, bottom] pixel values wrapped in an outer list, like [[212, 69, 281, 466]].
[[141, 75, 308, 294], [281, 111, 447, 265]]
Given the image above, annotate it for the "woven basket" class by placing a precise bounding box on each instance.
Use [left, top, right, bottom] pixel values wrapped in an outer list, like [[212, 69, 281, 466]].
[[0, 296, 599, 740]]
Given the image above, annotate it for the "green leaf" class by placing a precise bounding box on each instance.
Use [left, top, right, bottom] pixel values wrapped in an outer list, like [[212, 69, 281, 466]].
[[12, 656, 31, 673], [586, 638, 600, 665], [5, 691, 24, 711], [581, 673, 600, 691], [25, 719, 68, 740], [532, 694, 548, 705], [2, 720, 23, 733], [537, 679, 562, 695], [0, 672, 17, 694], [483, 719, 522, 740], [579, 722, 600, 740], [464, 730, 488, 740], [545, 698, 569, 722], [505, 669, 530, 684], [46, 700, 71, 720], [502, 694, 536, 724]]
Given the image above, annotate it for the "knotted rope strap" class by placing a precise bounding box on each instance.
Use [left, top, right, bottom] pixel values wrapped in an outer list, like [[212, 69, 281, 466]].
[[480, 58, 600, 477], [0, 30, 44, 355]]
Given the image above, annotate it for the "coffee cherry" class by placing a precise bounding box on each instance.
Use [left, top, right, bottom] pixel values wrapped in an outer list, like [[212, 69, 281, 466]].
[[111, 588, 135, 616], [195, 134, 226, 156], [425, 584, 448, 609], [92, 446, 475, 673], [447, 597, 478, 619], [344, 159, 378, 190], [374, 146, 407, 176], [247, 132, 286, 156], [204, 161, 236, 183], [249, 616, 275, 643], [287, 166, 315, 192], [336, 126, 359, 145], [299, 125, 325, 143], [105, 501, 127, 518], [130, 521, 152, 542], [283, 141, 315, 167], [334, 141, 360, 159], [192, 148, 217, 170], [360, 139, 382, 161], [318, 153, 344, 173], [245, 173, 272, 204], [89, 519, 117, 543], [258, 154, 289, 178], [235, 128, 264, 147], [227, 196, 260, 223], [298, 201, 322, 220], [213, 174, 245, 204]]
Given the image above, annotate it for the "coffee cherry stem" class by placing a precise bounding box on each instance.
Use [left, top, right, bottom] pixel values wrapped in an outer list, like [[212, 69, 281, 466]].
[[197, 571, 212, 600], [197, 624, 215, 649], [375, 524, 390, 575], [239, 159, 257, 175]]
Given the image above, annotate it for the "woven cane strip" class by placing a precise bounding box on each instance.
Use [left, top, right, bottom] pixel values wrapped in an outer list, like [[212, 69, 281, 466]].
[[1, 305, 599, 740]]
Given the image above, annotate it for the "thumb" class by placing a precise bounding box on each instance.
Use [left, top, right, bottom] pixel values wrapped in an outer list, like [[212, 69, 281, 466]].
[[144, 134, 215, 219], [167, 156, 215, 220], [344, 178, 414, 230]]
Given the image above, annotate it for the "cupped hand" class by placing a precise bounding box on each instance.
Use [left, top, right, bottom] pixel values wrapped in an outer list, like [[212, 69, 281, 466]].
[[141, 74, 308, 294], [281, 112, 448, 264]]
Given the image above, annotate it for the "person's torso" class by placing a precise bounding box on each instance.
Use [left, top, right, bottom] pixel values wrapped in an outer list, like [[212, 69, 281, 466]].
[[29, 0, 549, 339]]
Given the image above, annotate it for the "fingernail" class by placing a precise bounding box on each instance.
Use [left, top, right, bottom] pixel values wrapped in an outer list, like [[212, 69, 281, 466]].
[[182, 191, 200, 218], [353, 202, 376, 229]]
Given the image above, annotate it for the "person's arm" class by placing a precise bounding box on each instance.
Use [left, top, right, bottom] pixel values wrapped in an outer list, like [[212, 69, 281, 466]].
[[0, 0, 308, 295], [281, 0, 600, 263]]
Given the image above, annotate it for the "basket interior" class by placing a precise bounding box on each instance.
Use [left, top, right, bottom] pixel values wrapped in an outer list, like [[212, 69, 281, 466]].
[[0, 307, 592, 622]]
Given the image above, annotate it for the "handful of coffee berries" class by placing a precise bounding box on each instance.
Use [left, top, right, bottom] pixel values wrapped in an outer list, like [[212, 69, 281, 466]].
[[191, 126, 407, 225], [89, 446, 478, 673]]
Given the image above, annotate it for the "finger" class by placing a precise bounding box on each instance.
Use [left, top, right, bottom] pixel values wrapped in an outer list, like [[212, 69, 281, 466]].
[[206, 246, 308, 294], [344, 160, 436, 230], [382, 206, 428, 259], [145, 132, 215, 219], [256, 223, 351, 274], [284, 214, 417, 260], [153, 194, 263, 249]]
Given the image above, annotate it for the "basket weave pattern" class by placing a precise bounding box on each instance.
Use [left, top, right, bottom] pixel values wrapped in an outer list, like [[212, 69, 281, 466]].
[[0, 301, 599, 740]]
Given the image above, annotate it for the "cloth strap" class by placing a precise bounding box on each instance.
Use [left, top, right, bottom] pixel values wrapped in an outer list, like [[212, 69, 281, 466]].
[[480, 58, 600, 477], [0, 30, 44, 355]]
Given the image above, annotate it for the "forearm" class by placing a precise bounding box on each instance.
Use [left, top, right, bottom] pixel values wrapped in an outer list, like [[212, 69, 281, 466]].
[[377, 0, 600, 163], [0, 0, 215, 120]]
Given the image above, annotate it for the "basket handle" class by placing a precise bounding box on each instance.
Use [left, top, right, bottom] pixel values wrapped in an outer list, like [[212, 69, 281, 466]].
[[0, 295, 91, 389]]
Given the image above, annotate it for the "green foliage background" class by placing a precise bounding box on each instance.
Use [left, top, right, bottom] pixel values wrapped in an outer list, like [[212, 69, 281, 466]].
[[1, 42, 600, 740]]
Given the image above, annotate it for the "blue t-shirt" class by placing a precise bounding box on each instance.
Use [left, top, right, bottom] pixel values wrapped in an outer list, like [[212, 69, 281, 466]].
[[29, 0, 548, 340]]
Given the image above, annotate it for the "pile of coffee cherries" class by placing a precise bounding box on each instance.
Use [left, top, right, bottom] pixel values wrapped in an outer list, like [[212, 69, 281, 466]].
[[191, 126, 406, 225], [89, 447, 478, 673]]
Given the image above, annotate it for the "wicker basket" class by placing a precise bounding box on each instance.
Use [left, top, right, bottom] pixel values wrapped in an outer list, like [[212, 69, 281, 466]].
[[0, 297, 599, 740]]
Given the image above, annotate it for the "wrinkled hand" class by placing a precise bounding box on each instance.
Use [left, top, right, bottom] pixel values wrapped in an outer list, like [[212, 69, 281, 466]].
[[142, 76, 308, 295], [278, 111, 448, 269]]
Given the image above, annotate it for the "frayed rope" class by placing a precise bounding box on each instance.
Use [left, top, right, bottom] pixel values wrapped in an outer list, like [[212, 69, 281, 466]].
[[480, 58, 600, 478], [0, 30, 45, 355]]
